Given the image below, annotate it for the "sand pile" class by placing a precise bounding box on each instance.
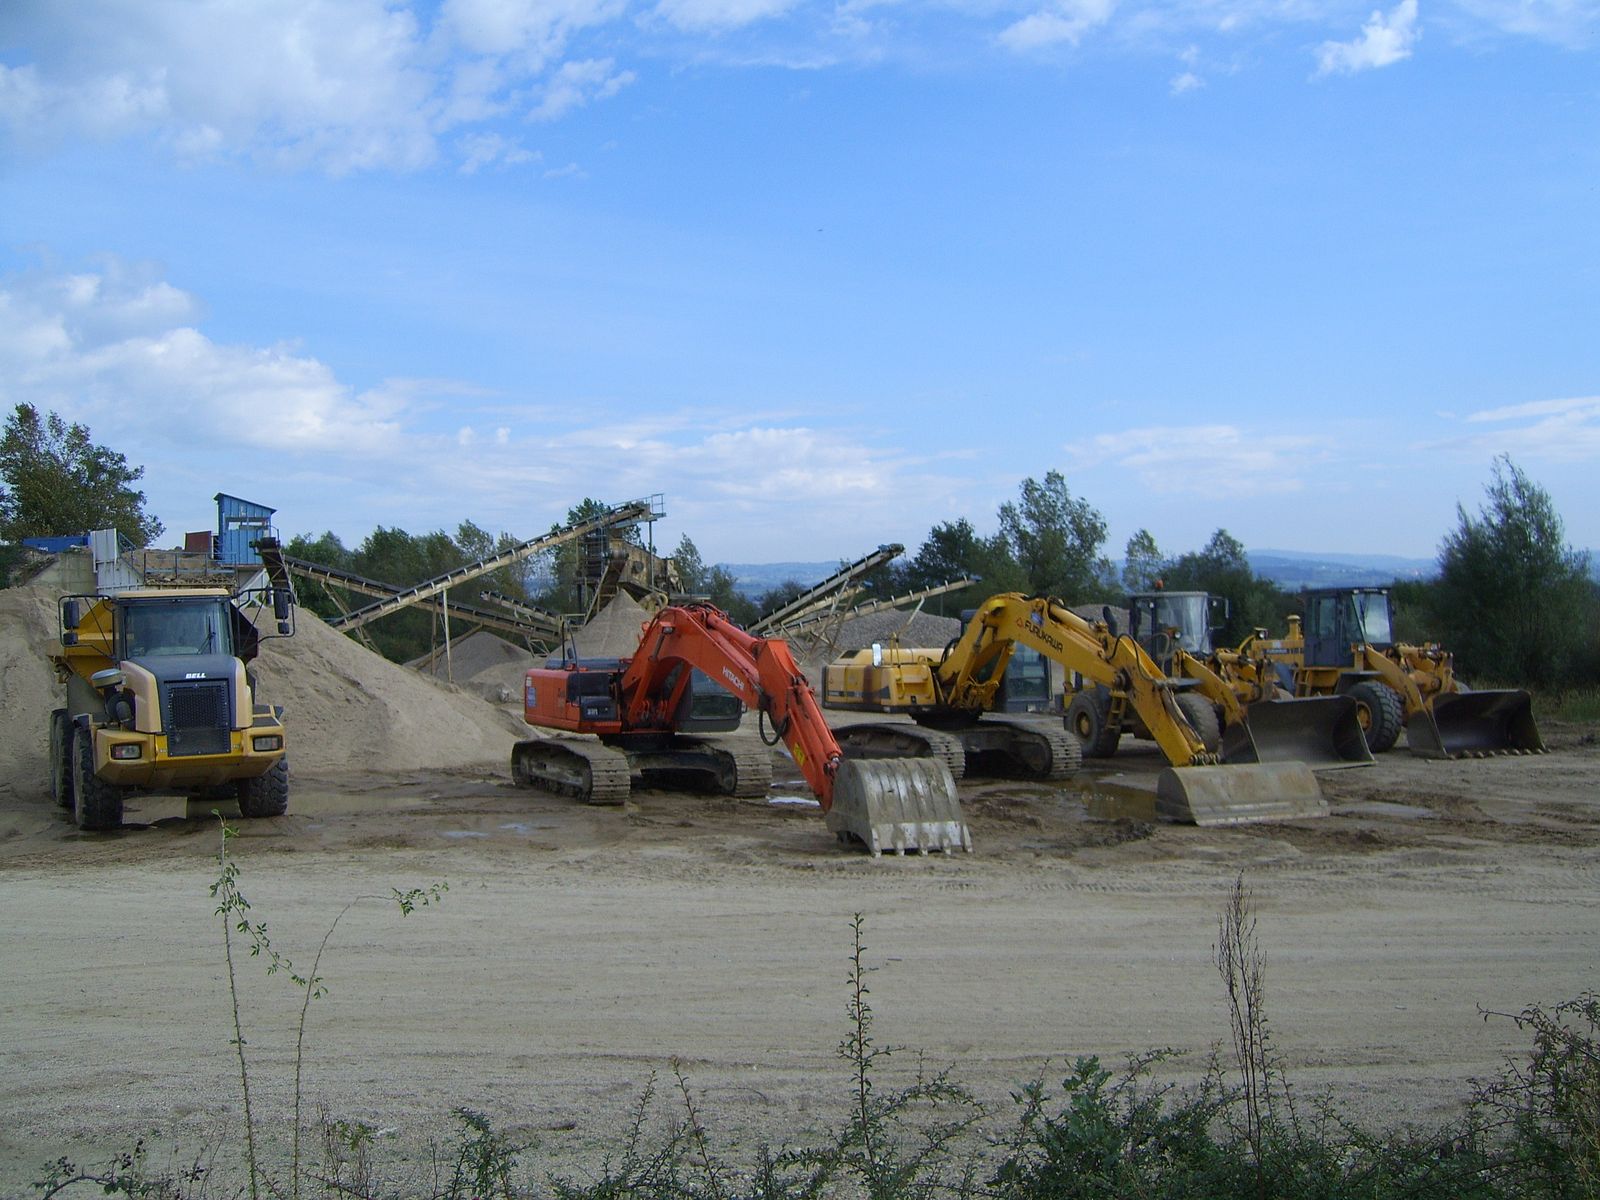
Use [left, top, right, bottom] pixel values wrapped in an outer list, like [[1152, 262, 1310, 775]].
[[252, 611, 524, 773], [409, 631, 537, 705], [0, 583, 70, 799], [565, 594, 650, 659]]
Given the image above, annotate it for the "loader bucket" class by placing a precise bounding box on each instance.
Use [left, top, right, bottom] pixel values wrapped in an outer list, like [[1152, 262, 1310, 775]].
[[1219, 696, 1374, 769], [1155, 762, 1327, 826], [827, 757, 971, 856], [1405, 690, 1544, 759]]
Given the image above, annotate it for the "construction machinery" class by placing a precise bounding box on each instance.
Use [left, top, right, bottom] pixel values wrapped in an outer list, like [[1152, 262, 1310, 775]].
[[1244, 586, 1544, 759], [1118, 590, 1373, 768], [823, 593, 1327, 825], [513, 602, 969, 855], [47, 583, 295, 831]]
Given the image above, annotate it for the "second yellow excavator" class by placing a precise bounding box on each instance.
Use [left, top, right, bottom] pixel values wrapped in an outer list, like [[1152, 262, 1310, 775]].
[[823, 593, 1329, 825]]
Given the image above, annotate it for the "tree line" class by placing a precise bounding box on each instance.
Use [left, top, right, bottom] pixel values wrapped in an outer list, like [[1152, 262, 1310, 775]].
[[3, 403, 1595, 688]]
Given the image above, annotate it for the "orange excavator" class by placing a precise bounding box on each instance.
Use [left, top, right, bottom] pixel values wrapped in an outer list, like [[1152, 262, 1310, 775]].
[[514, 603, 969, 855]]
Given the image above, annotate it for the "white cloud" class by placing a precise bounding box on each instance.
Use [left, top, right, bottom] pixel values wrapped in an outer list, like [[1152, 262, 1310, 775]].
[[1429, 395, 1600, 462], [0, 257, 967, 559], [1314, 0, 1420, 76], [1170, 69, 1205, 91], [652, 0, 802, 32], [457, 131, 539, 173], [999, 0, 1119, 50], [0, 0, 631, 173], [1450, 0, 1599, 45], [1069, 424, 1324, 496], [529, 58, 637, 122]]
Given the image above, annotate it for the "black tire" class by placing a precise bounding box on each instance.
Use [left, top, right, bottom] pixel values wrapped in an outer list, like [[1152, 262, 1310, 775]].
[[237, 757, 290, 818], [50, 709, 74, 810], [1349, 681, 1404, 753], [1065, 691, 1121, 758], [71, 725, 125, 831], [1175, 692, 1223, 754]]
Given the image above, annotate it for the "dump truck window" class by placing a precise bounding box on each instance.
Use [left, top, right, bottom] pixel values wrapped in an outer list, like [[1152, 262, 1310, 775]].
[[123, 602, 234, 659]]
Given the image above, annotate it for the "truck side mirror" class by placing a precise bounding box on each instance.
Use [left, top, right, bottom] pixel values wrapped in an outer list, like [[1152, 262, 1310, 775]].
[[62, 598, 80, 630], [272, 589, 291, 621]]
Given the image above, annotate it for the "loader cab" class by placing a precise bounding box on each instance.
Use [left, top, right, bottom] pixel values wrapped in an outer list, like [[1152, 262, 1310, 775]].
[[1302, 588, 1394, 666], [1127, 591, 1224, 669]]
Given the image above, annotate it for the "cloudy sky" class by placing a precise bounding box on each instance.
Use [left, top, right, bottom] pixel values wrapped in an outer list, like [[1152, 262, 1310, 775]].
[[2, 0, 1596, 569]]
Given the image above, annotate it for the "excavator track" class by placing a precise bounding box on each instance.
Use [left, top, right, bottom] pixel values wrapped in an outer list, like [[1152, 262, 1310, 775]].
[[961, 714, 1082, 779], [831, 722, 968, 778], [511, 738, 633, 806], [673, 735, 774, 798]]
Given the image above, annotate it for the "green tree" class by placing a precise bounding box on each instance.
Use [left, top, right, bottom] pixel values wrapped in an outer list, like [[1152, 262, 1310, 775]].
[[671, 533, 707, 594], [996, 470, 1110, 601], [0, 403, 163, 546], [1121, 529, 1165, 594], [1433, 456, 1596, 687]]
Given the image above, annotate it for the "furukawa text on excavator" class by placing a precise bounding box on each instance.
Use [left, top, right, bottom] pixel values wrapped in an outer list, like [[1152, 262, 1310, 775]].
[[513, 602, 969, 855]]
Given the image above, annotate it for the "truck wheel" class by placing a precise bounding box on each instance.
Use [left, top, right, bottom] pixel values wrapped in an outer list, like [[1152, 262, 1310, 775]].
[[238, 757, 290, 818], [1065, 692, 1121, 758], [1175, 693, 1223, 753], [50, 709, 74, 809], [71, 725, 125, 831], [1349, 681, 1403, 753]]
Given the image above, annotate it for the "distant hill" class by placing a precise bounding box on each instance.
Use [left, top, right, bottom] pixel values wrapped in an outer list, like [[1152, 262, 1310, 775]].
[[716, 550, 1443, 599], [1245, 550, 1436, 590], [716, 561, 839, 600]]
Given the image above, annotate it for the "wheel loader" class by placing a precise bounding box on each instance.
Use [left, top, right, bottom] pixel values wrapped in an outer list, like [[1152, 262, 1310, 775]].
[[822, 593, 1328, 826], [1243, 587, 1544, 759], [47, 584, 295, 831], [1107, 589, 1374, 769], [514, 602, 968, 855]]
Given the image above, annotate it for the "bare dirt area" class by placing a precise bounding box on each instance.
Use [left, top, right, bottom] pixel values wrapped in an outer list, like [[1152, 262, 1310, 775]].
[[3, 714, 1599, 1191]]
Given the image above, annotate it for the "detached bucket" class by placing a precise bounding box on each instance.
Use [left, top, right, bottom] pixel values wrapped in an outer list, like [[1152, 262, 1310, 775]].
[[1156, 762, 1327, 826], [1222, 696, 1374, 769], [1406, 690, 1545, 759], [827, 757, 971, 856]]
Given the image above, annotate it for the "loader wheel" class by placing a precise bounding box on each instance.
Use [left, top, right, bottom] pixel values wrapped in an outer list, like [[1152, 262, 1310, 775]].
[[1065, 692, 1121, 758], [1175, 693, 1223, 754], [50, 709, 74, 810], [238, 757, 290, 818], [1349, 681, 1403, 753], [71, 725, 125, 832]]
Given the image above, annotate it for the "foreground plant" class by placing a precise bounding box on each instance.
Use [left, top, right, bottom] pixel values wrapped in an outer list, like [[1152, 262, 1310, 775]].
[[210, 816, 446, 1200]]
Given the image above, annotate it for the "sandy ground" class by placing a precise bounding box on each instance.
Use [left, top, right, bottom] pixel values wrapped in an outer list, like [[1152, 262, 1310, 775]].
[[2, 720, 1598, 1192]]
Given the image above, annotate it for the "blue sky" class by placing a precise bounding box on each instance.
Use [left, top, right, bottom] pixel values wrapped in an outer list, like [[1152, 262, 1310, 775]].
[[2, 0, 1596, 569]]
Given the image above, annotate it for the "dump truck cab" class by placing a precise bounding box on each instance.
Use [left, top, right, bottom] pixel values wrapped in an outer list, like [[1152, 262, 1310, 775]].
[[49, 585, 293, 831]]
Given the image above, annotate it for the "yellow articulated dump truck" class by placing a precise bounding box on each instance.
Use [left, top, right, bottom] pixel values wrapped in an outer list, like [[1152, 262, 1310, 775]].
[[47, 585, 295, 831]]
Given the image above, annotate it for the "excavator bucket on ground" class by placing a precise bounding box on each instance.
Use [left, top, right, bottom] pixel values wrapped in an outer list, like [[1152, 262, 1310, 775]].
[[1155, 762, 1328, 826], [1405, 690, 1544, 759], [1219, 696, 1375, 769], [827, 757, 971, 856]]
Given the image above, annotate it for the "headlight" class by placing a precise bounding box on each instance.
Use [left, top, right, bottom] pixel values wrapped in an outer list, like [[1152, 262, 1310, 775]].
[[252, 735, 283, 752], [111, 744, 142, 761]]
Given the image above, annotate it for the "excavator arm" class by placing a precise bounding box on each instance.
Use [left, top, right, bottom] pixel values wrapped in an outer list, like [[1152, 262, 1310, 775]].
[[934, 594, 1216, 768], [620, 605, 969, 854], [619, 605, 848, 804]]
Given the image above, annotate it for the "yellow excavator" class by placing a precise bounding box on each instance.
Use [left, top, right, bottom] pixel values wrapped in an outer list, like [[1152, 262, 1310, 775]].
[[823, 593, 1328, 825], [1114, 590, 1373, 768], [1243, 587, 1544, 758]]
